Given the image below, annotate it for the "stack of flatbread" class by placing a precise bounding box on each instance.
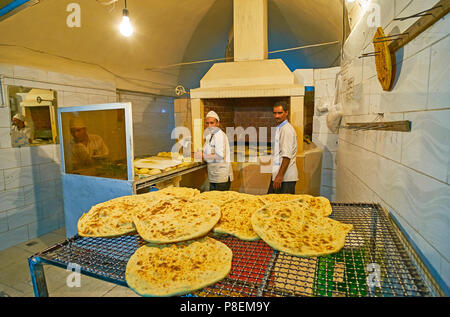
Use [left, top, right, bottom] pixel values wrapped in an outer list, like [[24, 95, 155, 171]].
[[127, 190, 232, 297], [251, 199, 353, 257], [77, 186, 232, 297], [77, 187, 200, 238], [77, 186, 353, 296]]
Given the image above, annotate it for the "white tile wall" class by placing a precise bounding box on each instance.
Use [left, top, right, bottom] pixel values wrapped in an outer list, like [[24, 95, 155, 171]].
[[402, 110, 450, 182], [0, 188, 24, 213], [428, 37, 450, 109], [20, 144, 54, 167], [395, 0, 413, 16], [0, 170, 4, 192], [0, 148, 21, 169], [0, 225, 28, 250], [293, 69, 314, 86], [0, 108, 11, 128], [339, 0, 450, 294], [61, 91, 89, 107], [7, 203, 40, 230], [0, 211, 7, 233], [3, 166, 37, 190], [379, 48, 430, 113], [0, 127, 11, 149]]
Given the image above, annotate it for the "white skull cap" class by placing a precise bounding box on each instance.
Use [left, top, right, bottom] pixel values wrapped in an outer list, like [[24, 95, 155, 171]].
[[13, 113, 25, 122], [70, 116, 87, 128], [206, 111, 220, 122]]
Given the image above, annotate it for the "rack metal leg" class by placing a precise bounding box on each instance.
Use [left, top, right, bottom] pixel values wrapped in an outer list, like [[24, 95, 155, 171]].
[[28, 256, 49, 297]]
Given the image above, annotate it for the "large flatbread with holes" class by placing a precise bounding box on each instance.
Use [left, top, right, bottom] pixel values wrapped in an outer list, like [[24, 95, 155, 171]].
[[133, 197, 220, 244], [77, 195, 146, 237], [196, 190, 242, 206], [251, 200, 353, 257], [259, 193, 304, 204], [140, 186, 200, 201], [298, 195, 332, 217], [125, 237, 232, 297], [259, 194, 332, 217], [213, 194, 265, 241]]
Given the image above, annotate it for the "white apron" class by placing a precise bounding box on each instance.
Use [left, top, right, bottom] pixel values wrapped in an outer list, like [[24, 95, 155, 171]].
[[203, 128, 233, 183]]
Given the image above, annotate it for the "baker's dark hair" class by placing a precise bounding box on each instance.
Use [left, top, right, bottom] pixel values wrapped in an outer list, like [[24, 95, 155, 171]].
[[273, 101, 289, 112]]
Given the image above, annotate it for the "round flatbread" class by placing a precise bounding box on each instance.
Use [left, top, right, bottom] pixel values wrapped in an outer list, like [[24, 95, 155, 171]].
[[77, 195, 147, 238], [299, 195, 332, 217], [125, 237, 232, 297], [196, 190, 242, 206], [140, 186, 200, 202], [259, 193, 304, 205], [260, 194, 332, 217], [251, 200, 353, 257], [133, 197, 221, 244], [213, 194, 265, 241]]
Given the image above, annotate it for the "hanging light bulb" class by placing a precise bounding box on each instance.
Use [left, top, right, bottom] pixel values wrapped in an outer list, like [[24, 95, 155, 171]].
[[119, 0, 133, 37]]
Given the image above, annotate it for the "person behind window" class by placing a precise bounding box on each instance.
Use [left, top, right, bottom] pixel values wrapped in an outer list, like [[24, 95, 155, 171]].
[[11, 113, 34, 146], [69, 116, 109, 170]]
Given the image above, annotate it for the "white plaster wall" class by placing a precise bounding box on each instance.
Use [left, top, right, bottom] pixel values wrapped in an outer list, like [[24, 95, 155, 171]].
[[337, 0, 449, 294]]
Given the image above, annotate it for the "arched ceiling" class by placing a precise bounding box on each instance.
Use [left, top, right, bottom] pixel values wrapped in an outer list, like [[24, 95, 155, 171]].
[[0, 0, 345, 95]]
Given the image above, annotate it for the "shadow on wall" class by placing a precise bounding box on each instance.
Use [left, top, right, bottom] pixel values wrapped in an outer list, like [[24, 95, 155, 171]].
[[390, 26, 404, 90], [15, 145, 64, 244]]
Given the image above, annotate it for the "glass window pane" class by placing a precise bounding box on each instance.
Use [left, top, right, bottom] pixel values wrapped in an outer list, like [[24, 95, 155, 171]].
[[61, 109, 128, 180]]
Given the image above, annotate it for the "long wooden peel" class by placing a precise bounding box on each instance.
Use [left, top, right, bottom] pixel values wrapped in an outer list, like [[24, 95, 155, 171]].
[[373, 0, 450, 91]]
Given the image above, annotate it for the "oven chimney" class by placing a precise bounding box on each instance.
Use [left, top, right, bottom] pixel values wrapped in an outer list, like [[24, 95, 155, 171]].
[[233, 0, 268, 61]]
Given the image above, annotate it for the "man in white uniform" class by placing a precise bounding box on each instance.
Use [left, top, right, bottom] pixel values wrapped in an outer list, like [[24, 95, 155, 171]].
[[195, 111, 233, 191], [69, 117, 109, 170], [268, 101, 298, 194], [11, 113, 34, 146]]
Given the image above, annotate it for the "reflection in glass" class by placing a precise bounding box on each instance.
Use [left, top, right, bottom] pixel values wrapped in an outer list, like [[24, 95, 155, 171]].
[[61, 109, 128, 180], [8, 86, 58, 147]]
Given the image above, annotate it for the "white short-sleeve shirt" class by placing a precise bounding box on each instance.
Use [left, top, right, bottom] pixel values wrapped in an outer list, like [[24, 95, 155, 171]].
[[272, 120, 298, 182]]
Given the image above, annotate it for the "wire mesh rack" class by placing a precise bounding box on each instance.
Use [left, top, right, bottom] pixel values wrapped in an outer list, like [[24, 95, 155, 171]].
[[28, 203, 444, 297]]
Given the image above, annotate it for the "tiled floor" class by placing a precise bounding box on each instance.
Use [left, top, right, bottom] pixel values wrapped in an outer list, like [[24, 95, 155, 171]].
[[0, 228, 139, 297]]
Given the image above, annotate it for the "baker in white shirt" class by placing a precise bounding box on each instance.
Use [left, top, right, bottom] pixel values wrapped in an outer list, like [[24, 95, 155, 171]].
[[69, 116, 109, 170], [195, 111, 233, 191], [269, 101, 298, 194], [11, 113, 34, 146]]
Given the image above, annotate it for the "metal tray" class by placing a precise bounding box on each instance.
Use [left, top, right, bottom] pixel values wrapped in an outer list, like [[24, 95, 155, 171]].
[[28, 203, 444, 297]]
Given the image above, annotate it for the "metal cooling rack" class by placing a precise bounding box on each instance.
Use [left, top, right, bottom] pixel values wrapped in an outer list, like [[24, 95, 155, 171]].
[[28, 203, 444, 297]]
